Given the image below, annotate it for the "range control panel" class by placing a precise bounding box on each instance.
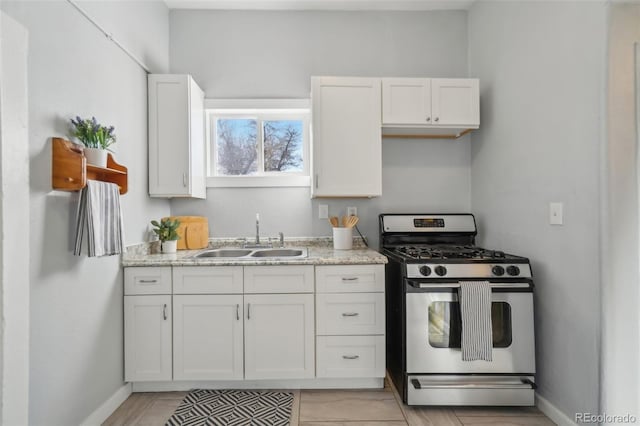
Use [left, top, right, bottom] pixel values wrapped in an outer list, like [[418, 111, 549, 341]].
[[406, 263, 532, 279]]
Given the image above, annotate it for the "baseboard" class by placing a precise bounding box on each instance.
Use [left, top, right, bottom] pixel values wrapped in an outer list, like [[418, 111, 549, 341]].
[[81, 383, 132, 426], [536, 393, 577, 426], [132, 377, 384, 392]]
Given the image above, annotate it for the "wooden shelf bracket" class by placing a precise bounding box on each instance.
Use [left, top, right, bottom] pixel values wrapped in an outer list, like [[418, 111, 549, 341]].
[[51, 137, 128, 194]]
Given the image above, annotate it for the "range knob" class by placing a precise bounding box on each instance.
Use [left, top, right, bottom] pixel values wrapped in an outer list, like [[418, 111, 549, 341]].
[[506, 265, 520, 276], [434, 266, 447, 277], [419, 266, 432, 277], [492, 265, 505, 276]]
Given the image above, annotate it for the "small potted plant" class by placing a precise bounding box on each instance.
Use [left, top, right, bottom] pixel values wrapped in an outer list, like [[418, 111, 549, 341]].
[[70, 116, 116, 167], [151, 218, 181, 254]]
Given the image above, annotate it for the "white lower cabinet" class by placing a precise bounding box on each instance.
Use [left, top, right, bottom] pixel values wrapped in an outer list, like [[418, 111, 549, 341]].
[[315, 265, 386, 379], [316, 335, 385, 378], [124, 295, 172, 382], [125, 264, 383, 385], [244, 293, 315, 380], [173, 295, 244, 380]]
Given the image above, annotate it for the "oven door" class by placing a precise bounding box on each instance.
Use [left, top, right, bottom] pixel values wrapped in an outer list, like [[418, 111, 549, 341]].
[[405, 281, 535, 374]]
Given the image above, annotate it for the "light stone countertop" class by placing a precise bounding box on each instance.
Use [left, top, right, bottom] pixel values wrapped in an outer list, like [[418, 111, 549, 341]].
[[122, 237, 388, 267]]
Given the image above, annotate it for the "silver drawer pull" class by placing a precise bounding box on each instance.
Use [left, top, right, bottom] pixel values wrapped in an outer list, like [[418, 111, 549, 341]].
[[138, 279, 158, 284], [343, 355, 360, 360], [341, 277, 359, 281], [236, 304, 240, 321], [163, 304, 167, 320], [342, 312, 359, 317], [247, 303, 251, 320]]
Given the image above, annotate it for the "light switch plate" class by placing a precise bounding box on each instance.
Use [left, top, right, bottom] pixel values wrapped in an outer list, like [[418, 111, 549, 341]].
[[549, 202, 563, 225], [319, 204, 329, 219], [347, 206, 357, 217]]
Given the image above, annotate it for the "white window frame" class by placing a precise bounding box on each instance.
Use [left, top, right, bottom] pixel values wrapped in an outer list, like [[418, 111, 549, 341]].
[[205, 99, 311, 188]]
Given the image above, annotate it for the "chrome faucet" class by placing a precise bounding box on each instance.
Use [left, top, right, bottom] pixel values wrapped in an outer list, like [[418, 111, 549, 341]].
[[255, 213, 260, 245], [243, 213, 272, 249]]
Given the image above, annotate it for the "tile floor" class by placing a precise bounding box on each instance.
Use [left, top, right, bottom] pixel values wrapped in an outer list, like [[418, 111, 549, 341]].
[[103, 380, 556, 426]]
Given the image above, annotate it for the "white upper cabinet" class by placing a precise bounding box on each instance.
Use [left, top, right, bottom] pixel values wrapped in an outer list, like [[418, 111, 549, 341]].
[[148, 74, 206, 198], [382, 78, 479, 137], [382, 78, 432, 125], [311, 77, 382, 198]]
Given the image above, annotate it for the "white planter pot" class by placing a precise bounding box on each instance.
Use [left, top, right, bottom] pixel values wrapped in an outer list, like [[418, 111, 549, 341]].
[[161, 240, 178, 254], [84, 147, 108, 167]]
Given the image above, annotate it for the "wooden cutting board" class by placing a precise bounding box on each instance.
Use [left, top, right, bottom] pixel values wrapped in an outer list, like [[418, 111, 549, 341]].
[[165, 216, 209, 250]]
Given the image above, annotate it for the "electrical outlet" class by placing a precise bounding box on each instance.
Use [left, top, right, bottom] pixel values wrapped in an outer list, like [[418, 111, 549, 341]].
[[347, 206, 357, 217], [319, 204, 329, 219], [549, 202, 563, 225]]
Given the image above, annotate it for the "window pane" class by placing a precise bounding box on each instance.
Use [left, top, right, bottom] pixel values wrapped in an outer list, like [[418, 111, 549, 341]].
[[263, 120, 303, 172], [216, 119, 258, 175]]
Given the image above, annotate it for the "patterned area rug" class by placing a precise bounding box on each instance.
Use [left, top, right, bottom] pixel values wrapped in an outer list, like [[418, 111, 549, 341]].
[[166, 389, 294, 426]]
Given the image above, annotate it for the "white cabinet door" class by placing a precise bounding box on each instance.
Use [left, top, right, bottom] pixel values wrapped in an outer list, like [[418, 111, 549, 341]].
[[173, 295, 244, 380], [431, 78, 480, 127], [382, 78, 431, 125], [124, 295, 172, 382], [124, 267, 172, 295], [311, 77, 382, 198], [316, 335, 385, 378], [244, 294, 315, 379], [244, 265, 314, 294], [148, 74, 206, 199]]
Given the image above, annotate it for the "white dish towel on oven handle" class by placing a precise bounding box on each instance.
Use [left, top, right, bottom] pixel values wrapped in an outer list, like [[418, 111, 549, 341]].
[[458, 281, 493, 361]]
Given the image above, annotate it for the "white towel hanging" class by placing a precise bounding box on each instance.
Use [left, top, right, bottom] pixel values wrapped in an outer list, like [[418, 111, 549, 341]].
[[74, 180, 124, 257]]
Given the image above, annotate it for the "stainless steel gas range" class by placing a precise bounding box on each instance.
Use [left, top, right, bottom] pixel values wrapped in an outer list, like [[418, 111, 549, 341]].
[[380, 213, 536, 406]]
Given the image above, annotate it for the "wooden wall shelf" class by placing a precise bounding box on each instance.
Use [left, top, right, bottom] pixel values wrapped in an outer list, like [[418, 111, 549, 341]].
[[51, 137, 128, 194]]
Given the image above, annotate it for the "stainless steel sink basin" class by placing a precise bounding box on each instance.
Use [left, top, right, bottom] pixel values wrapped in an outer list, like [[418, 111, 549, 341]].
[[251, 248, 305, 258], [191, 247, 307, 259], [193, 249, 253, 258]]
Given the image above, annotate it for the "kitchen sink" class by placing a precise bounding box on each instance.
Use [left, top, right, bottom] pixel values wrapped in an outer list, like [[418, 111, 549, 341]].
[[192, 247, 307, 259], [250, 248, 305, 258], [193, 249, 253, 258]]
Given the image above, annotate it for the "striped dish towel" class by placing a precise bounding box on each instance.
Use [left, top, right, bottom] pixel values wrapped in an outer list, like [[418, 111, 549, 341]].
[[458, 281, 493, 361], [74, 180, 124, 257]]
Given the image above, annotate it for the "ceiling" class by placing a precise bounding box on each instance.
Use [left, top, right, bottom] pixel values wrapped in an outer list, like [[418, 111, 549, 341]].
[[164, 0, 475, 11]]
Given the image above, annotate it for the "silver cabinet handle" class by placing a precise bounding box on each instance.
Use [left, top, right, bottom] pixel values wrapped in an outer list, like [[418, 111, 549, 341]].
[[426, 117, 431, 122], [138, 279, 158, 283], [182, 173, 187, 187], [342, 312, 359, 317], [236, 304, 239, 321], [315, 174, 319, 189], [341, 277, 359, 282], [434, 117, 439, 122], [343, 355, 360, 360], [163, 304, 167, 320], [247, 303, 251, 320]]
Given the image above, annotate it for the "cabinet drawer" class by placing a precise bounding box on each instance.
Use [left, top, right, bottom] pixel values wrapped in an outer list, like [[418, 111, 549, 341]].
[[244, 265, 314, 293], [173, 266, 243, 294], [316, 335, 385, 378], [124, 267, 172, 295], [316, 265, 384, 293], [316, 293, 385, 335]]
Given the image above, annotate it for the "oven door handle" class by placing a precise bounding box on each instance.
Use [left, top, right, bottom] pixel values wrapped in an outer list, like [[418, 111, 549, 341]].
[[411, 378, 537, 390], [414, 282, 531, 290]]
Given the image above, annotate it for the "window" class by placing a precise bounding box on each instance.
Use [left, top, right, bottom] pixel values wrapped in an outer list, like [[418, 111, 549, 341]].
[[206, 99, 310, 187]]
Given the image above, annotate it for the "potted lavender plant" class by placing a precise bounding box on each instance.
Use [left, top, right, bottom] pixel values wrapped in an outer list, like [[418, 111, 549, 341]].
[[70, 116, 116, 167]]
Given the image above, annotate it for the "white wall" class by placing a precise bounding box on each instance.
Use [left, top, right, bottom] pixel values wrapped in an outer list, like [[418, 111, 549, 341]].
[[602, 3, 640, 421], [468, 0, 607, 419], [0, 1, 170, 424], [0, 11, 30, 425], [169, 10, 471, 248]]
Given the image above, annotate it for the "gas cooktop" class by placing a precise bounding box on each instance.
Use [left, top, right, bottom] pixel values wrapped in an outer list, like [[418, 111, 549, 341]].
[[379, 214, 533, 279], [390, 244, 527, 262]]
